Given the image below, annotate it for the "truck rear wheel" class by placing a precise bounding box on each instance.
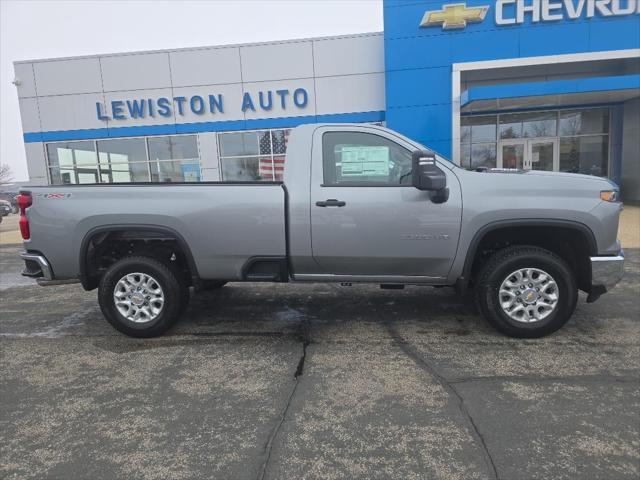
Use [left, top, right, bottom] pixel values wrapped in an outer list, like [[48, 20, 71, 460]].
[[98, 256, 187, 338], [476, 246, 577, 338]]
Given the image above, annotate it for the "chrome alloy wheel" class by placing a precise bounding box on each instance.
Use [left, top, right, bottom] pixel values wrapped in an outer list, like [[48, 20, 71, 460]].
[[113, 273, 165, 323], [498, 268, 559, 323]]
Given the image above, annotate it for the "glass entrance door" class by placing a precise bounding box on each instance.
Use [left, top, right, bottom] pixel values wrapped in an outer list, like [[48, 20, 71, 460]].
[[499, 139, 558, 171], [499, 141, 525, 169], [527, 139, 557, 171]]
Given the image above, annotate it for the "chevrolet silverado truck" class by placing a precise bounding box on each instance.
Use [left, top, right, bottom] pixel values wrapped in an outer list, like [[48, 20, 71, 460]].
[[17, 124, 625, 338]]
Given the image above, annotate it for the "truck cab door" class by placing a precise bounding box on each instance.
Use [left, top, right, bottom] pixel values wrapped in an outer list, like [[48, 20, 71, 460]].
[[308, 126, 462, 281]]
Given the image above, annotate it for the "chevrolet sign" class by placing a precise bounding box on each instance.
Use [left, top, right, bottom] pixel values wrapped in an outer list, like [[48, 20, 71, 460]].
[[419, 3, 488, 29], [420, 0, 639, 30]]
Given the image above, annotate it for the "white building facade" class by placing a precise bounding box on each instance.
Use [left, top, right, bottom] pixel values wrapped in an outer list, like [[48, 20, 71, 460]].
[[14, 33, 385, 185]]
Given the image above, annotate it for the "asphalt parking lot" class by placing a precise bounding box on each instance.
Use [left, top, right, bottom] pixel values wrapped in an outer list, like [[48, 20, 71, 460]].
[[1, 229, 639, 479]]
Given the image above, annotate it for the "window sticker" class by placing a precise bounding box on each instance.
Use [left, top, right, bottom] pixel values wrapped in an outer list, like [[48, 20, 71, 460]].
[[338, 145, 390, 178]]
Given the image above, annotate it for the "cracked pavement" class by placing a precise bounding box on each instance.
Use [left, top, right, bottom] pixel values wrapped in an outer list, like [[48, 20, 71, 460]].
[[1, 244, 639, 480]]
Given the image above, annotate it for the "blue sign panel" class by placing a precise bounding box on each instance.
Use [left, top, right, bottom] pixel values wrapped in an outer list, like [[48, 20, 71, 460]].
[[383, 0, 640, 157]]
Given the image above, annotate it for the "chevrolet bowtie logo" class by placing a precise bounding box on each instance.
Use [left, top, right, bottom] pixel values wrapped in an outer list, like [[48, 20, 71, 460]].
[[419, 3, 489, 30]]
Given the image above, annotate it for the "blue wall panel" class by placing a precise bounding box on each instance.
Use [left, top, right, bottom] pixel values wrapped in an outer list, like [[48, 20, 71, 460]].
[[424, 139, 451, 156], [385, 66, 451, 107], [387, 103, 453, 154], [385, 34, 452, 70], [519, 22, 591, 57], [589, 16, 640, 52], [449, 28, 521, 63], [405, 103, 453, 142]]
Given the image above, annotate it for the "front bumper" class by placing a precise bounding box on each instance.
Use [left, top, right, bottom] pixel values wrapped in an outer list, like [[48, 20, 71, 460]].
[[20, 251, 53, 281], [589, 250, 624, 295]]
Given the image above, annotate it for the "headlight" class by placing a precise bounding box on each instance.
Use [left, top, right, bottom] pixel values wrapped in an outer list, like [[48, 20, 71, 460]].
[[600, 190, 620, 202]]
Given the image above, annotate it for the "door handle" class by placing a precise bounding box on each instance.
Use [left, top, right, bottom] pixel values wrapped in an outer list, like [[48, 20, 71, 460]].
[[316, 199, 346, 207]]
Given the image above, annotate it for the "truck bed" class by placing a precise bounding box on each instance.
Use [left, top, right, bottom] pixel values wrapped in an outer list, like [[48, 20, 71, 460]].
[[22, 183, 287, 280]]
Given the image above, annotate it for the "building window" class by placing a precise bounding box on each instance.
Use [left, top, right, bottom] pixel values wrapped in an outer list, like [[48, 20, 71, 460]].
[[460, 107, 609, 176], [499, 111, 557, 139], [104, 161, 150, 183], [460, 115, 497, 169], [148, 136, 200, 182], [559, 108, 609, 136], [560, 135, 609, 176], [97, 138, 148, 183], [218, 129, 290, 181], [47, 141, 98, 184], [559, 108, 609, 176], [46, 135, 200, 184]]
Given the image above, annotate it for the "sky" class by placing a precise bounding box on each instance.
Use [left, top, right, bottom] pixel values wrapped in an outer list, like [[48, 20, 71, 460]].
[[0, 0, 383, 181]]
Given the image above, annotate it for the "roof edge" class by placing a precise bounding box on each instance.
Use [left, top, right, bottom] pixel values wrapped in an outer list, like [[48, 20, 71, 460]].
[[13, 31, 383, 65]]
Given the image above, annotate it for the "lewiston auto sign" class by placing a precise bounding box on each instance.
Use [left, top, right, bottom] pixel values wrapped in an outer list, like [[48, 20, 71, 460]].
[[420, 0, 640, 30], [95, 87, 309, 122]]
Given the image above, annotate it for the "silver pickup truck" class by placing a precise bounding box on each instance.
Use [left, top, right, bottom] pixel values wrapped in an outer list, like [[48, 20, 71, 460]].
[[17, 124, 624, 338]]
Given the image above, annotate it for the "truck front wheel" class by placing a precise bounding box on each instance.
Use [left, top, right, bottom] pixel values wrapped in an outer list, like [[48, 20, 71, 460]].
[[98, 256, 186, 338], [476, 246, 578, 338]]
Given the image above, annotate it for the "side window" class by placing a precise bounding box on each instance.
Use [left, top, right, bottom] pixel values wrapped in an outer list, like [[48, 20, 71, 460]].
[[322, 131, 413, 185]]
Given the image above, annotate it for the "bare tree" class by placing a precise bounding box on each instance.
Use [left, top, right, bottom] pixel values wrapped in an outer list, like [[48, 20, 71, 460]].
[[0, 164, 13, 184]]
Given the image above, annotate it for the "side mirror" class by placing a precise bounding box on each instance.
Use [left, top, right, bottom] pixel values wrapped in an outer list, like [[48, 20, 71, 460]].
[[412, 150, 446, 192]]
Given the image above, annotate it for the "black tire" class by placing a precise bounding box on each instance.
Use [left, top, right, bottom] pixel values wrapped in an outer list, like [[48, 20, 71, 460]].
[[201, 280, 227, 290], [98, 256, 186, 338], [476, 245, 578, 338]]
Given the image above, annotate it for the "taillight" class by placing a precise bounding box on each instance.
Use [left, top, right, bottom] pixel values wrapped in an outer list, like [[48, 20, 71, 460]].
[[16, 193, 32, 240]]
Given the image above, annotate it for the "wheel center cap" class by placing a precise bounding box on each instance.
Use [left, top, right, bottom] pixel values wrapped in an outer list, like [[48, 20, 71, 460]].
[[131, 292, 145, 306], [520, 289, 538, 304]]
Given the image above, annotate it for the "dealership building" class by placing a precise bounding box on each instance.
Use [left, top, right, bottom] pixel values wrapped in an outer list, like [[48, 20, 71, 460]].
[[13, 0, 640, 200]]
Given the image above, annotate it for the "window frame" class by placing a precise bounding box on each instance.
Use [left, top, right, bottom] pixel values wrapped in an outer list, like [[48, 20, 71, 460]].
[[460, 106, 611, 176], [459, 114, 498, 170], [320, 130, 416, 188], [44, 133, 202, 185], [559, 134, 610, 177], [46, 140, 100, 185], [498, 111, 558, 139], [217, 128, 291, 182]]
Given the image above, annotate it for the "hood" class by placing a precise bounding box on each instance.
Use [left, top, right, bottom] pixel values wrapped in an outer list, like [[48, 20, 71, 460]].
[[470, 168, 618, 188], [522, 170, 613, 183], [454, 167, 619, 202]]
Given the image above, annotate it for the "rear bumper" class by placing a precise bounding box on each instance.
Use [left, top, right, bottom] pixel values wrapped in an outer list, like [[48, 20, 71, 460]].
[[590, 250, 624, 291], [20, 251, 53, 281]]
